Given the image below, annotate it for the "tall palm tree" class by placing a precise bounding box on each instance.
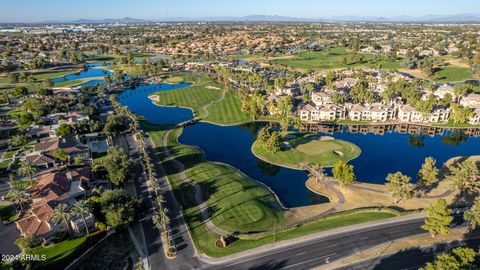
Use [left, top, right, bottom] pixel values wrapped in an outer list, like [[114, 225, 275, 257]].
[[152, 210, 163, 232], [52, 203, 73, 235], [5, 186, 30, 213], [160, 207, 170, 233], [72, 201, 92, 235], [18, 160, 37, 185]]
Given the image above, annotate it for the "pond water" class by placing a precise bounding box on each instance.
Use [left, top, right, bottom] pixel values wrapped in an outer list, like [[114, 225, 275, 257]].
[[119, 83, 480, 208], [118, 83, 194, 125], [51, 65, 112, 83]]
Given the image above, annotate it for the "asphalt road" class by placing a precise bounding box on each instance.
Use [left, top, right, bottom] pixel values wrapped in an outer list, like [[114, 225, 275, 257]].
[[203, 218, 428, 270], [341, 237, 480, 270]]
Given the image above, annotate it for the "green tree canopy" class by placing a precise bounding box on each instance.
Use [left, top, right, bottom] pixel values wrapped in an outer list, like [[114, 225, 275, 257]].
[[421, 199, 453, 238]]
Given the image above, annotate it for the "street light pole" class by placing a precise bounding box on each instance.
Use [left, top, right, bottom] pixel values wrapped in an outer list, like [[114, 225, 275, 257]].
[[273, 218, 276, 242]]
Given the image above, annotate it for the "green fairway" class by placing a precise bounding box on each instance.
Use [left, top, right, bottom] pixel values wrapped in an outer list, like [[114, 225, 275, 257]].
[[204, 90, 252, 125], [152, 72, 252, 125], [145, 123, 285, 233], [165, 76, 185, 84], [272, 47, 401, 70], [433, 66, 474, 82], [252, 133, 361, 169], [186, 162, 285, 232], [53, 77, 103, 87], [152, 73, 222, 118]]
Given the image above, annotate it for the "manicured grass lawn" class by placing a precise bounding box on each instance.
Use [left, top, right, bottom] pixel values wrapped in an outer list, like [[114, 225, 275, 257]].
[[153, 73, 222, 118], [0, 204, 16, 222], [92, 152, 108, 165], [184, 162, 285, 232], [204, 90, 251, 125], [165, 76, 185, 84], [252, 133, 361, 169], [433, 66, 474, 82], [152, 72, 252, 125], [31, 231, 101, 269], [54, 77, 103, 87], [272, 47, 401, 71], [10, 179, 36, 188]]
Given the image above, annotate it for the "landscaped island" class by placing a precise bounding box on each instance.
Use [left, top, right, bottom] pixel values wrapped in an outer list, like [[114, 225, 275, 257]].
[[252, 132, 361, 169]]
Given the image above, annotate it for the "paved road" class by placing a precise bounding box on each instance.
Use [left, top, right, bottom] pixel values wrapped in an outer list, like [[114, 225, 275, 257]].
[[202, 217, 428, 270], [140, 132, 201, 270], [340, 237, 480, 270]]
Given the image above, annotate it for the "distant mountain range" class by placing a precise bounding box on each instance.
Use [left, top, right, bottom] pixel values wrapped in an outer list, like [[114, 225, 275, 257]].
[[31, 14, 480, 24]]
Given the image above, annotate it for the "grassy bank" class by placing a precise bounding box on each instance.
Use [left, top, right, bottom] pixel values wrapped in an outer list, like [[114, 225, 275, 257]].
[[152, 73, 222, 118], [203, 90, 251, 125], [252, 132, 361, 169]]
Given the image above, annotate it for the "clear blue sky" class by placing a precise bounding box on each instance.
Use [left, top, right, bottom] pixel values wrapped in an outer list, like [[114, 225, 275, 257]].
[[2, 0, 480, 22]]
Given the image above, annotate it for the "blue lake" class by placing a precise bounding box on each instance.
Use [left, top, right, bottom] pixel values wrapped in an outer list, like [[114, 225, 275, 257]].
[[119, 83, 480, 208], [52, 66, 112, 83], [118, 83, 194, 125]]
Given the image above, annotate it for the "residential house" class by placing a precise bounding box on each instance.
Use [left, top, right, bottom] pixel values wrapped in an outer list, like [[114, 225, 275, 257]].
[[15, 169, 95, 241], [25, 135, 91, 168], [312, 91, 331, 106]]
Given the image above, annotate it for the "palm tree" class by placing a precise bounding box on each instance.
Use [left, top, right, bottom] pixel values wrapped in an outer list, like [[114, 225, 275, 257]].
[[152, 210, 163, 232], [72, 201, 92, 235], [5, 186, 30, 213], [52, 203, 73, 235], [160, 207, 170, 233], [18, 160, 37, 185], [155, 194, 165, 209]]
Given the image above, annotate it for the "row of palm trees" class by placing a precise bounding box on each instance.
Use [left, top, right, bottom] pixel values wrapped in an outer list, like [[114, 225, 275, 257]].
[[118, 97, 174, 252]]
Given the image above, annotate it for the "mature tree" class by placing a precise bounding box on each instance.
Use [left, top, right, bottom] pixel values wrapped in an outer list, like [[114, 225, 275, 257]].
[[103, 114, 129, 136], [449, 103, 472, 125], [421, 199, 453, 238], [52, 203, 73, 235], [12, 86, 28, 97], [5, 186, 30, 213], [264, 131, 281, 153], [72, 200, 92, 235], [104, 147, 132, 185], [447, 160, 480, 194], [100, 189, 143, 228], [464, 197, 480, 231], [53, 149, 68, 164], [37, 88, 53, 96], [18, 160, 37, 185], [15, 235, 39, 252], [257, 127, 272, 145], [332, 160, 356, 187], [10, 134, 27, 147], [56, 123, 74, 137], [417, 157, 439, 188], [385, 171, 415, 204], [277, 96, 293, 117], [18, 112, 34, 127], [420, 247, 476, 270]]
